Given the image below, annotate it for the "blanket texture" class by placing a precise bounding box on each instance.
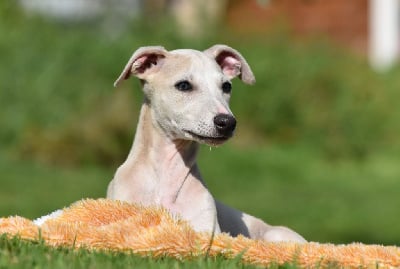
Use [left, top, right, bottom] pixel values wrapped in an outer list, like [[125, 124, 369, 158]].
[[1, 199, 399, 268]]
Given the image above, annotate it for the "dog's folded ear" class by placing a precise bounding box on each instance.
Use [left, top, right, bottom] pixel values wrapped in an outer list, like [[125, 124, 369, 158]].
[[204, 44, 255, 85], [114, 46, 168, 87]]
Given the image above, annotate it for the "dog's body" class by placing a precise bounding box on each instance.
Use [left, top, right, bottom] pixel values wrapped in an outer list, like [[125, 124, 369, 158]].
[[107, 45, 306, 243]]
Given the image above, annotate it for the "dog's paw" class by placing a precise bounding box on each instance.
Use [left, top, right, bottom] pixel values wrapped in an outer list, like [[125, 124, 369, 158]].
[[263, 226, 307, 243]]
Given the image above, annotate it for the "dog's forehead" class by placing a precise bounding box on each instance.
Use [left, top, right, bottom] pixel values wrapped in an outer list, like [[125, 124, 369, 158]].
[[169, 49, 219, 70], [156, 49, 222, 81], [169, 48, 207, 59]]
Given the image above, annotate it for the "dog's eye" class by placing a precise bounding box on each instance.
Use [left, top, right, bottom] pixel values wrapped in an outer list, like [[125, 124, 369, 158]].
[[175, 80, 193, 92], [222, 82, 232, 94]]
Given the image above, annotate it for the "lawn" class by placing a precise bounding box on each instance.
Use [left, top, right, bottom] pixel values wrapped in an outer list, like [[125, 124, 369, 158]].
[[0, 235, 271, 269]]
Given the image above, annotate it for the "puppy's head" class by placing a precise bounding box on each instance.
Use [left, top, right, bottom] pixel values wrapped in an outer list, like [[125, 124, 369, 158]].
[[114, 44, 255, 146]]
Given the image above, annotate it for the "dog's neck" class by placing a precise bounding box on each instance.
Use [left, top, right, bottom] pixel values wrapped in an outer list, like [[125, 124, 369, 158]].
[[125, 102, 204, 195], [112, 101, 218, 233]]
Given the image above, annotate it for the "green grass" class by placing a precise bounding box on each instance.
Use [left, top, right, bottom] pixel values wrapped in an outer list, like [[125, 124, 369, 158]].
[[0, 235, 271, 269], [0, 155, 111, 219]]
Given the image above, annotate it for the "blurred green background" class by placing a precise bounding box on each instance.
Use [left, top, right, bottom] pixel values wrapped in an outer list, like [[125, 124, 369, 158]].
[[1, 1, 399, 246]]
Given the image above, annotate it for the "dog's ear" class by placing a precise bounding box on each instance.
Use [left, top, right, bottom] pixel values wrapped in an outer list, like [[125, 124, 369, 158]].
[[114, 46, 168, 87], [204, 44, 255, 85]]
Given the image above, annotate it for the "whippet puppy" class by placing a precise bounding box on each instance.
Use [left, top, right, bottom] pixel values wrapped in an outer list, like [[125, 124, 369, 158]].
[[107, 45, 306, 243]]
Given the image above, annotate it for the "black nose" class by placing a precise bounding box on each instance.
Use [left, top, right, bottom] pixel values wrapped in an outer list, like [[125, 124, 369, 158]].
[[213, 114, 237, 137]]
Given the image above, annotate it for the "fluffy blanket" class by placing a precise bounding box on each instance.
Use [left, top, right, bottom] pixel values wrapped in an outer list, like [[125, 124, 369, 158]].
[[1, 199, 399, 268]]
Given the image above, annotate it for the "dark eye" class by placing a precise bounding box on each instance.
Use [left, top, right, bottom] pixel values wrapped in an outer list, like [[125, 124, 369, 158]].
[[222, 82, 232, 94], [174, 80, 193, 92]]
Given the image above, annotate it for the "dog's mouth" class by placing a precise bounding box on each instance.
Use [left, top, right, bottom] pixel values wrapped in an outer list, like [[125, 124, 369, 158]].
[[184, 130, 231, 146]]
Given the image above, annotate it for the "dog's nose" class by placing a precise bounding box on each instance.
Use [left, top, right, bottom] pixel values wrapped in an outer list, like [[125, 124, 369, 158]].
[[214, 114, 237, 137]]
